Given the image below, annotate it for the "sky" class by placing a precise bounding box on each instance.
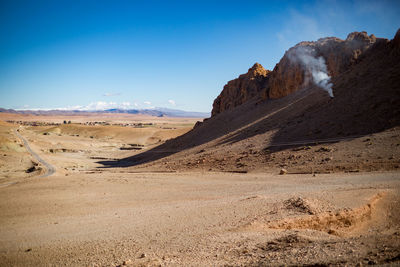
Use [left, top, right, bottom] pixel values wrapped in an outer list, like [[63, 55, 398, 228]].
[[0, 0, 399, 112]]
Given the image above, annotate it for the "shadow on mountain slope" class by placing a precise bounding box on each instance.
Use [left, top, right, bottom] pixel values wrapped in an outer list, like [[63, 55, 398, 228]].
[[267, 36, 400, 150], [217, 40, 400, 151], [98, 33, 400, 169], [96, 92, 298, 168]]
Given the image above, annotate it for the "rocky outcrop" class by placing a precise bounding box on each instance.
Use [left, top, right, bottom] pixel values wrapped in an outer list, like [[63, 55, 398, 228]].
[[267, 31, 377, 99], [211, 31, 385, 116], [211, 63, 270, 116]]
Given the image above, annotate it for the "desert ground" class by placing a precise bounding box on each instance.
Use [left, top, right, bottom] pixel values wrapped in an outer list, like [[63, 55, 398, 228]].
[[0, 113, 399, 266]]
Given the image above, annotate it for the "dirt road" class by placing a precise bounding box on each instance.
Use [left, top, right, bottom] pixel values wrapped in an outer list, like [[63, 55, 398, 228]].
[[14, 129, 55, 177]]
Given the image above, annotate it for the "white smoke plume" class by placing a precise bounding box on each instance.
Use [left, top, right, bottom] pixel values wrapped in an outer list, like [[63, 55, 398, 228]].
[[288, 46, 334, 97]]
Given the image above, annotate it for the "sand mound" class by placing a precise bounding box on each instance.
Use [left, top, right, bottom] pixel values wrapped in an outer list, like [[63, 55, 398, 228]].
[[283, 197, 323, 215], [0, 135, 25, 152], [0, 120, 13, 126], [40, 127, 61, 135], [269, 193, 386, 236]]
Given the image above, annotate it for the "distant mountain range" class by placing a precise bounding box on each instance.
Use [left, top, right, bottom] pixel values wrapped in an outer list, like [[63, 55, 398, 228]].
[[0, 107, 210, 118]]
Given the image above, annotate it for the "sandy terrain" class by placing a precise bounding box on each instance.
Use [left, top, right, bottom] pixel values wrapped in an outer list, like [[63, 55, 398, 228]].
[[0, 114, 197, 186], [0, 115, 399, 266], [1, 171, 399, 266], [0, 121, 44, 185], [0, 112, 201, 125]]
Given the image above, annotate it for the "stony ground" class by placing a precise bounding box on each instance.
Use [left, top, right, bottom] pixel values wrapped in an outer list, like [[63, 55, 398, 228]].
[[130, 125, 400, 176], [0, 171, 399, 266], [0, 119, 399, 266]]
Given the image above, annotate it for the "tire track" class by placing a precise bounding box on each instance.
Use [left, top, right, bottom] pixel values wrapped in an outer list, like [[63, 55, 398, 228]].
[[14, 129, 55, 177]]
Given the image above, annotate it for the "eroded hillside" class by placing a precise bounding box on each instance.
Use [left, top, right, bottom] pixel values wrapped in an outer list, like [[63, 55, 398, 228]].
[[104, 29, 400, 174]]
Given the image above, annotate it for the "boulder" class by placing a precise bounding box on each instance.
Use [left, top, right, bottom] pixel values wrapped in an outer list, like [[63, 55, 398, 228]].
[[279, 168, 288, 175]]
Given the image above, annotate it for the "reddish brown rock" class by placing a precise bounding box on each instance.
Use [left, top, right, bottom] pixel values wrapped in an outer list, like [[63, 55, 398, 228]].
[[267, 32, 377, 99], [212, 63, 270, 116], [211, 30, 398, 117]]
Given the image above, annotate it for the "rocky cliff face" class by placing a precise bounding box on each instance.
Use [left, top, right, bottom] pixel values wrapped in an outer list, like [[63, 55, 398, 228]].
[[211, 63, 270, 116], [267, 31, 377, 99], [211, 31, 382, 116]]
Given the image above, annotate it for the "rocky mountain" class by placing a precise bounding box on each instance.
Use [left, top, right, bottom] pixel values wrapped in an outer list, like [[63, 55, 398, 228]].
[[212, 63, 270, 116], [267, 31, 379, 100], [105, 29, 400, 173], [211, 31, 384, 116]]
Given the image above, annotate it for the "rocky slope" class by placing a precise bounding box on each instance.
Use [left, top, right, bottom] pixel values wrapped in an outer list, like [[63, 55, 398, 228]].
[[99, 29, 400, 173], [212, 31, 382, 116]]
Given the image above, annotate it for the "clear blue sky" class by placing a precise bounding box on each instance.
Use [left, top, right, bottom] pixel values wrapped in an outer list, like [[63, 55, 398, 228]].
[[0, 0, 399, 112]]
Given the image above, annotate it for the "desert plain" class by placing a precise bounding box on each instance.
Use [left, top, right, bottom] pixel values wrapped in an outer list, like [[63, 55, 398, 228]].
[[1, 0, 400, 265], [0, 112, 399, 267]]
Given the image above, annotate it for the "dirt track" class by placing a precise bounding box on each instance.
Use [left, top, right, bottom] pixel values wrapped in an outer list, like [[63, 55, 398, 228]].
[[14, 129, 55, 178]]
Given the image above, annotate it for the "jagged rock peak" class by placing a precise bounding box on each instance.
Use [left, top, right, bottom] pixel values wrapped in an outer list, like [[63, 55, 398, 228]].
[[346, 31, 376, 43], [211, 63, 271, 116], [248, 62, 268, 75], [240, 63, 270, 79]]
